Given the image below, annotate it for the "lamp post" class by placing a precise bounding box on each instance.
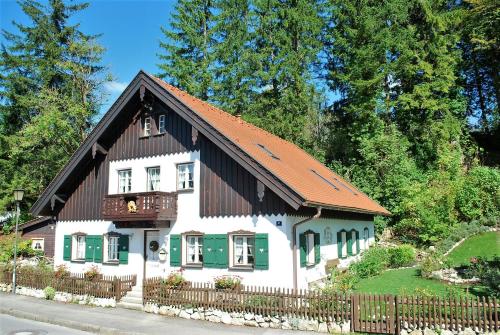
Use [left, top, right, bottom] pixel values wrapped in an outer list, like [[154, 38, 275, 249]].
[[12, 189, 24, 295]]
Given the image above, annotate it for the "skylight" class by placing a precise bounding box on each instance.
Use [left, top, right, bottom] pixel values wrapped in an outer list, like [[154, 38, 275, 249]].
[[256, 144, 279, 160], [332, 176, 358, 195], [310, 169, 339, 191]]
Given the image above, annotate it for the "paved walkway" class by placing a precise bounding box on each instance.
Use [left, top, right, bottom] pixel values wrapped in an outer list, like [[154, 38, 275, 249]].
[[0, 293, 315, 335]]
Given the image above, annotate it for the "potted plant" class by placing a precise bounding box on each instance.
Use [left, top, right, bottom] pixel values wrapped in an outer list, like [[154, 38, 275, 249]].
[[162, 270, 187, 289], [214, 275, 242, 291], [84, 265, 102, 281]]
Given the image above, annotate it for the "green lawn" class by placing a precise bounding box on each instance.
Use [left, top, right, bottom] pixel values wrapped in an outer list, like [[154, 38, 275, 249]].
[[446, 231, 499, 266], [353, 268, 468, 297]]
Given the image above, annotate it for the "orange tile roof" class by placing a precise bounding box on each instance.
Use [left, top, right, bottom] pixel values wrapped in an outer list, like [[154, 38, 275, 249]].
[[149, 74, 390, 216]]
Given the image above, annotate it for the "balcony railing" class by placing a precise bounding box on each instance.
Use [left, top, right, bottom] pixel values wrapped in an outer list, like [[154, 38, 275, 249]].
[[102, 191, 177, 222]]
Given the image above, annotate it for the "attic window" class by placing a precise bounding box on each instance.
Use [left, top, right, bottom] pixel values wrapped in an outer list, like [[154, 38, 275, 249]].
[[310, 169, 339, 191], [257, 144, 279, 160], [332, 176, 358, 195]]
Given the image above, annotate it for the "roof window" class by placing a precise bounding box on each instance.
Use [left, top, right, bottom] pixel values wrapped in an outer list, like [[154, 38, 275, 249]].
[[256, 144, 279, 160], [310, 169, 339, 191]]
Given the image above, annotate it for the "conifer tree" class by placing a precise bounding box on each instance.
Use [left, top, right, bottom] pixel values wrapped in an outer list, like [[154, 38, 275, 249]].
[[0, 0, 106, 212], [158, 0, 216, 100]]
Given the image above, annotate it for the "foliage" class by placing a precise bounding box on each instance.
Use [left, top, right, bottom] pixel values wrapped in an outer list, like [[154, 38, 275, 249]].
[[324, 269, 357, 293], [214, 275, 242, 290], [0, 0, 108, 213], [0, 235, 43, 262], [54, 264, 70, 279], [349, 247, 389, 279], [446, 231, 499, 266], [244, 295, 280, 308], [44, 286, 56, 300], [462, 256, 500, 297], [84, 265, 101, 281], [162, 270, 186, 288], [419, 251, 448, 278], [388, 245, 416, 268]]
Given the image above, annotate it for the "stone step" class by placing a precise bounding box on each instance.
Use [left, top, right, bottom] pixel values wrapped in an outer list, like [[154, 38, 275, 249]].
[[121, 296, 143, 304], [125, 290, 143, 299], [117, 301, 144, 311]]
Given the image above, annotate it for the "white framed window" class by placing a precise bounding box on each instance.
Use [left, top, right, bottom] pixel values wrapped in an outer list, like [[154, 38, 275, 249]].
[[158, 114, 166, 134], [144, 117, 152, 136], [186, 235, 203, 265], [147, 167, 161, 191], [118, 169, 132, 193], [306, 232, 315, 266], [107, 235, 119, 262], [233, 235, 254, 266], [364, 227, 369, 249], [74, 235, 86, 260], [177, 163, 194, 190], [31, 238, 44, 251]]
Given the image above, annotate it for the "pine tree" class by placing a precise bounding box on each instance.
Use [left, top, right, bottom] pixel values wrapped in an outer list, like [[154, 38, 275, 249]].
[[0, 0, 106, 212], [158, 0, 216, 100]]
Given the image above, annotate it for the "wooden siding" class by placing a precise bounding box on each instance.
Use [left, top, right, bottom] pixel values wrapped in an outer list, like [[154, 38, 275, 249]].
[[199, 135, 291, 217], [22, 222, 55, 258], [57, 96, 195, 221]]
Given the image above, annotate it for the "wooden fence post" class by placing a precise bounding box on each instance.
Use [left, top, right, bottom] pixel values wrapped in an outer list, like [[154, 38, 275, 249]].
[[395, 295, 400, 335], [114, 277, 121, 301]]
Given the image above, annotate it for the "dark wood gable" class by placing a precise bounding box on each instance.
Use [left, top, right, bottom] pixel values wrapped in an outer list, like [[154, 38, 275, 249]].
[[56, 94, 196, 221]]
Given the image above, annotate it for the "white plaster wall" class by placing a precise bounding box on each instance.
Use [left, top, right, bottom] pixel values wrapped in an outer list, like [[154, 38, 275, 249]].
[[291, 216, 375, 289], [53, 151, 375, 289]]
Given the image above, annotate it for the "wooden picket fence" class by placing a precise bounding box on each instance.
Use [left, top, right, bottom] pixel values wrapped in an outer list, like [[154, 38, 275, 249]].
[[143, 278, 499, 334], [1, 269, 136, 300]]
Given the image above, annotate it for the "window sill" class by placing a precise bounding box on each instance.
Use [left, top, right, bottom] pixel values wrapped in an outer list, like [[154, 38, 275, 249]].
[[139, 135, 151, 139], [103, 261, 119, 266], [177, 188, 194, 193], [229, 265, 254, 271], [153, 132, 166, 137], [182, 263, 203, 269], [71, 259, 85, 263]]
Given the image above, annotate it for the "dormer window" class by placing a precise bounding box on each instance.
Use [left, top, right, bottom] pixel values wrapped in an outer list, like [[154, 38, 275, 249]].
[[144, 117, 152, 136], [158, 114, 166, 134]]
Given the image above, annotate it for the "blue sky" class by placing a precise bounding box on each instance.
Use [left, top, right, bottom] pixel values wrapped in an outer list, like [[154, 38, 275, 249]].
[[0, 0, 177, 114]]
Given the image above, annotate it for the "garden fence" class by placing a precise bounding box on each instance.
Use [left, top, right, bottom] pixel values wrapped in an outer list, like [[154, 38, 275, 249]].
[[1, 269, 136, 300], [143, 277, 499, 334]]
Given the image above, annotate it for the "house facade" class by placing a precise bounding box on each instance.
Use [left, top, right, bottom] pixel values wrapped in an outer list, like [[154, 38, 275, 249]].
[[31, 71, 389, 289]]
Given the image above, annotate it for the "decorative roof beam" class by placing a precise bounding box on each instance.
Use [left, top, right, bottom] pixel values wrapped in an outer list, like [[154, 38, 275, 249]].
[[50, 194, 66, 211], [91, 142, 107, 159]]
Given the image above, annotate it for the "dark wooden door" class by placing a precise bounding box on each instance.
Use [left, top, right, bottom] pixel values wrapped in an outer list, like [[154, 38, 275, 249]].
[[352, 294, 397, 334]]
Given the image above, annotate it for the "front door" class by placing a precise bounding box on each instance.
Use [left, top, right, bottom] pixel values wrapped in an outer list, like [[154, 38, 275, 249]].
[[144, 230, 161, 279]]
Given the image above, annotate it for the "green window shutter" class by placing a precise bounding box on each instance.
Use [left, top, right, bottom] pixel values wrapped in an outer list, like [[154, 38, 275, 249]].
[[94, 235, 103, 263], [170, 234, 181, 266], [254, 234, 269, 270], [85, 236, 94, 262], [347, 231, 353, 256], [355, 230, 360, 255], [314, 233, 321, 264], [337, 231, 343, 259], [215, 234, 228, 268], [299, 233, 307, 267], [118, 235, 129, 264], [203, 235, 216, 268], [63, 235, 72, 261]]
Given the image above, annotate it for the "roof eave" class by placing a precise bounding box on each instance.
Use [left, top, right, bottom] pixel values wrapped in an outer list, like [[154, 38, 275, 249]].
[[303, 201, 392, 217]]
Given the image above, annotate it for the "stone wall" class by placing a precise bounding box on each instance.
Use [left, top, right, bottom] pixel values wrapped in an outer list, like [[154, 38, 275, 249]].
[[0, 283, 116, 307], [143, 302, 350, 333]]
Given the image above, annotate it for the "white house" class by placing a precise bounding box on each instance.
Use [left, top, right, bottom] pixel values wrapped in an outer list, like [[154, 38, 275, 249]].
[[30, 71, 390, 291]]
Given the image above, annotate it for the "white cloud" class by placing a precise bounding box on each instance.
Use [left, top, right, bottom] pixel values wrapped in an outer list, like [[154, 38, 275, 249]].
[[104, 81, 128, 94]]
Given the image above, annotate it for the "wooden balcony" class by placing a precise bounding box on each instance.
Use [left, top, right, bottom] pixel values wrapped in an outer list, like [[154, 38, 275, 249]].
[[102, 191, 177, 222]]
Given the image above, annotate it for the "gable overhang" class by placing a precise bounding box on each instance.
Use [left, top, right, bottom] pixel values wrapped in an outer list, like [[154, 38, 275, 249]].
[[31, 71, 306, 216]]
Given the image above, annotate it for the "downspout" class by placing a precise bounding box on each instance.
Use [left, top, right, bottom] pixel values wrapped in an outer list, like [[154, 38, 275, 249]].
[[292, 206, 322, 290]]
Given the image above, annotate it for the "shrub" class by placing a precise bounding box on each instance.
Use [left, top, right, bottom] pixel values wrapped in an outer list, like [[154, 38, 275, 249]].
[[325, 269, 357, 293], [388, 245, 416, 268], [84, 265, 101, 281], [436, 220, 489, 254], [44, 286, 56, 300], [463, 256, 500, 297], [162, 270, 186, 288], [349, 246, 389, 279], [54, 264, 70, 279], [419, 251, 446, 278], [214, 275, 242, 290], [0, 235, 43, 262]]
